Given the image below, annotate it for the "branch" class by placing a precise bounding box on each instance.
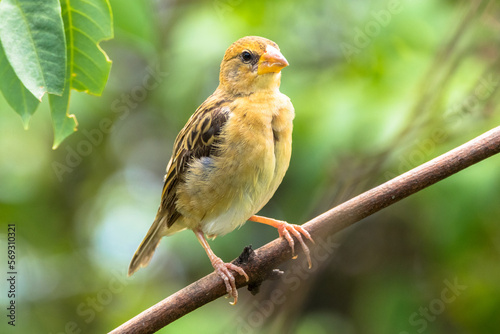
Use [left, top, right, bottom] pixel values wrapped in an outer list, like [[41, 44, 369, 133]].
[[110, 126, 500, 334]]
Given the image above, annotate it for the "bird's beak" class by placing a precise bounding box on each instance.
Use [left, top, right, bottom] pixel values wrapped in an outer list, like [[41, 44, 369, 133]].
[[257, 45, 289, 75]]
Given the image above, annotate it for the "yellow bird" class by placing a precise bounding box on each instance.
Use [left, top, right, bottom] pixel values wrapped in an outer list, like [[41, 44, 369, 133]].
[[128, 36, 313, 304]]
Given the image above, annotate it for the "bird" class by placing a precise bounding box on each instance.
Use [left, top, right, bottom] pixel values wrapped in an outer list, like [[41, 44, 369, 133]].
[[128, 36, 313, 304]]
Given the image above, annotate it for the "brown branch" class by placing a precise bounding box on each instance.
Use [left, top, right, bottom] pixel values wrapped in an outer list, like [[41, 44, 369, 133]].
[[109, 126, 500, 334]]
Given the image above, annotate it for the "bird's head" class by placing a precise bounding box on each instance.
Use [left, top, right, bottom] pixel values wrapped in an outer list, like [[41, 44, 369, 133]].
[[218, 36, 289, 96]]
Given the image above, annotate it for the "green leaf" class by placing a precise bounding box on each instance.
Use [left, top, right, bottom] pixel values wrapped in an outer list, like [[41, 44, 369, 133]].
[[0, 40, 40, 128], [62, 0, 113, 95], [48, 80, 77, 149], [0, 0, 66, 100], [50, 0, 113, 148]]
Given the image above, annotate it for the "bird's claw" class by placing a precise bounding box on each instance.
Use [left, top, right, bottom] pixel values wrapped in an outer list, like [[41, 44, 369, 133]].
[[212, 257, 249, 305], [275, 221, 314, 268]]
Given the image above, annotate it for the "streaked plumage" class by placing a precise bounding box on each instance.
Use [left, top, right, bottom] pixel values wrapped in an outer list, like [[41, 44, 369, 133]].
[[128, 36, 312, 304]]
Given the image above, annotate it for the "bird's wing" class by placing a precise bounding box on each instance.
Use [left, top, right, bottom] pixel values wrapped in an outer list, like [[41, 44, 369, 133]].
[[160, 97, 231, 227]]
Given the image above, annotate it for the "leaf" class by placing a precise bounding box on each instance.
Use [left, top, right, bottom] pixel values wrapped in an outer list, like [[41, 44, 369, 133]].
[[62, 0, 113, 95], [50, 0, 113, 148], [0, 40, 40, 128], [0, 0, 66, 100], [48, 80, 78, 149]]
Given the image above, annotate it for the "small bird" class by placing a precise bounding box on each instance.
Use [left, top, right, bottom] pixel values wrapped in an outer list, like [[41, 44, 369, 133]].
[[128, 36, 313, 304]]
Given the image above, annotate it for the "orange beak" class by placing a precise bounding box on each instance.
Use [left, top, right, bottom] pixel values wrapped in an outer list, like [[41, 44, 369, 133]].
[[257, 45, 289, 75]]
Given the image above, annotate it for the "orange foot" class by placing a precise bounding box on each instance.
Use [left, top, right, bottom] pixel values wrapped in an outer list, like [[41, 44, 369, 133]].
[[210, 256, 249, 305], [249, 215, 314, 268], [194, 229, 249, 305]]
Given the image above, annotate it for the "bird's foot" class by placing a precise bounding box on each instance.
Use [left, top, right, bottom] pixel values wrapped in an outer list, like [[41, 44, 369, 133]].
[[249, 215, 314, 268], [274, 220, 314, 268], [211, 256, 249, 305]]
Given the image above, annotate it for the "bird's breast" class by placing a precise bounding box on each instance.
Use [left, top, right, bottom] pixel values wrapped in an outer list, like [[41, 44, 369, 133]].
[[221, 92, 294, 204], [177, 92, 294, 236]]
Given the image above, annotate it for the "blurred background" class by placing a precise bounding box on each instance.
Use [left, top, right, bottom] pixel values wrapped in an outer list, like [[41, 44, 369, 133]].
[[1, 0, 500, 333]]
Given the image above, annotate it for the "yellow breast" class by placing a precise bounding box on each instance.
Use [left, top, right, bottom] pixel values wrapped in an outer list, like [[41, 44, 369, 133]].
[[175, 91, 294, 237]]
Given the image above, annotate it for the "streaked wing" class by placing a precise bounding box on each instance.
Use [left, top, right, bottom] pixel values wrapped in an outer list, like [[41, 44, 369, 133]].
[[160, 97, 231, 227]]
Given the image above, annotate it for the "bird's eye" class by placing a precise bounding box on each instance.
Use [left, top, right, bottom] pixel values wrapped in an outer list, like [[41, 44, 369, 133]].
[[241, 51, 253, 63]]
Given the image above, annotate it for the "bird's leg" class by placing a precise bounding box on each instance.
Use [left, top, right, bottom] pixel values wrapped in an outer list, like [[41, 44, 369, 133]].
[[248, 215, 314, 268], [194, 229, 249, 305]]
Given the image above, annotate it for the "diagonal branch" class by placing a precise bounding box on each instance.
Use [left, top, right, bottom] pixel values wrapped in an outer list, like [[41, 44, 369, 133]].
[[110, 125, 500, 334]]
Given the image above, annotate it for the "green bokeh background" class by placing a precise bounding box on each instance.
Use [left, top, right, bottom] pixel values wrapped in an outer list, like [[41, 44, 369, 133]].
[[1, 0, 500, 333]]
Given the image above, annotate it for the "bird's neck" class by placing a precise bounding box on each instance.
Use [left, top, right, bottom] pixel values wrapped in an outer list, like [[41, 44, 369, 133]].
[[218, 73, 282, 97]]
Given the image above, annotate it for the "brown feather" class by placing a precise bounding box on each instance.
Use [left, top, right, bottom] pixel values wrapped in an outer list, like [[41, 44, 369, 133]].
[[159, 95, 232, 228]]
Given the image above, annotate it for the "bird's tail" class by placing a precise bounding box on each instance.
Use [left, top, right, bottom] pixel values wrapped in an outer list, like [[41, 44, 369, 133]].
[[128, 216, 164, 276]]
